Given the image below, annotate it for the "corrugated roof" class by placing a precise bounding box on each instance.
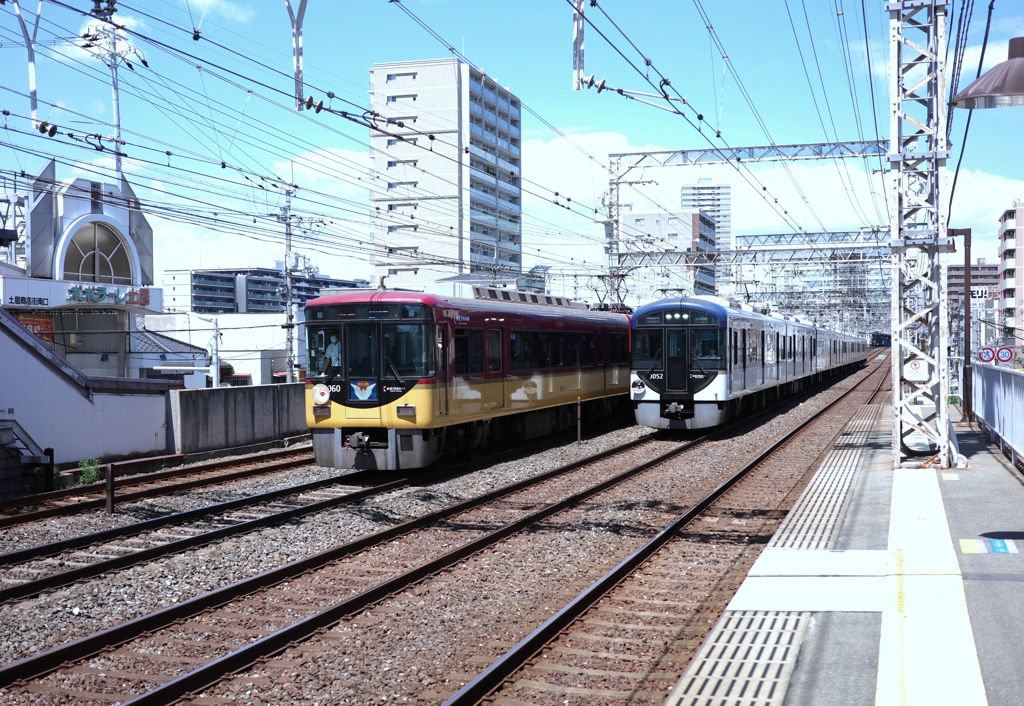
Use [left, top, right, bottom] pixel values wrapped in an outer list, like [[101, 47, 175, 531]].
[[130, 329, 208, 355]]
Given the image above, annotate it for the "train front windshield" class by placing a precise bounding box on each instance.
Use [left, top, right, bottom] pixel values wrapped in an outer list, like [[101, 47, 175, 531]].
[[306, 303, 435, 382], [633, 308, 726, 388]]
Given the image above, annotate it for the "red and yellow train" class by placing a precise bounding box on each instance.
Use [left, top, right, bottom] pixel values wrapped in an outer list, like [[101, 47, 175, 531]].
[[304, 288, 631, 470]]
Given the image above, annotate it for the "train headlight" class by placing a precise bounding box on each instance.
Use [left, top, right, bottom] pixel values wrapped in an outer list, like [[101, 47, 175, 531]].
[[312, 384, 331, 405]]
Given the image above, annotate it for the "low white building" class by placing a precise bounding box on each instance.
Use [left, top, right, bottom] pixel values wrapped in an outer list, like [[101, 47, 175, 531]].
[[145, 310, 308, 385]]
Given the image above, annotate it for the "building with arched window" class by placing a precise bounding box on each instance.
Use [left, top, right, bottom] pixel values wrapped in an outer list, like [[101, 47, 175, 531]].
[[0, 161, 205, 383]]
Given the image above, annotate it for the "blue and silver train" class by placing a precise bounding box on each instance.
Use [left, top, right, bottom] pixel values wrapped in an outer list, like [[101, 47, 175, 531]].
[[630, 296, 869, 430]]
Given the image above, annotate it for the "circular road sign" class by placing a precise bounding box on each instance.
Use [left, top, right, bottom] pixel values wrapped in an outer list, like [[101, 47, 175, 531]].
[[996, 347, 1014, 363], [979, 347, 996, 363]]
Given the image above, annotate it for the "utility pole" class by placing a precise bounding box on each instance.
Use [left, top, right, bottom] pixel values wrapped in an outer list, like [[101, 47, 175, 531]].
[[277, 174, 297, 384], [84, 0, 146, 181]]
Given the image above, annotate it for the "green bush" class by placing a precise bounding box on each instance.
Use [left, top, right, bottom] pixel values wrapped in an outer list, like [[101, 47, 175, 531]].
[[78, 458, 102, 485]]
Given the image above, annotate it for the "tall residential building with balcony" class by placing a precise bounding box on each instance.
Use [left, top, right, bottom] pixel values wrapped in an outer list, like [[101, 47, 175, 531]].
[[368, 59, 523, 291], [997, 201, 1024, 356], [162, 267, 368, 314], [947, 257, 1001, 303]]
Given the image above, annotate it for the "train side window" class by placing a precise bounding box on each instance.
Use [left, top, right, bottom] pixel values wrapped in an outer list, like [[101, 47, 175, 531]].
[[454, 329, 484, 375], [488, 329, 502, 373], [552, 332, 579, 367], [510, 331, 551, 371], [454, 330, 469, 374], [580, 334, 596, 366]]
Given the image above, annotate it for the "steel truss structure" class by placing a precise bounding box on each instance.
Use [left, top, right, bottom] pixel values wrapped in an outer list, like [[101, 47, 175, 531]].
[[602, 142, 889, 333], [614, 230, 890, 334], [888, 0, 953, 468]]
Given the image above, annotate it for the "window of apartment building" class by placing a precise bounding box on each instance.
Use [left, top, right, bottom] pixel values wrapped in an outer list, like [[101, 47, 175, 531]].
[[667, 217, 678, 224], [388, 203, 417, 211], [386, 72, 417, 81], [387, 159, 418, 168], [386, 138, 417, 147], [635, 218, 645, 225], [667, 232, 678, 239], [387, 225, 418, 233], [390, 115, 417, 125], [387, 182, 418, 190], [387, 94, 417, 103]]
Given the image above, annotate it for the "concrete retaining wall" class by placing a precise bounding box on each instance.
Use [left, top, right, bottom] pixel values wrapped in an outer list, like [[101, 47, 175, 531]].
[[167, 382, 306, 454]]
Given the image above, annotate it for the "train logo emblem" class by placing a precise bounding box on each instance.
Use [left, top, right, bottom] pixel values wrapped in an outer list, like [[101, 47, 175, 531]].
[[631, 378, 647, 397], [996, 347, 1014, 364], [979, 347, 995, 363], [350, 380, 377, 401]]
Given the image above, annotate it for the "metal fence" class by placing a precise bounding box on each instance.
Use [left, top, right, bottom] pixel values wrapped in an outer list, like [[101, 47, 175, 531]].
[[973, 363, 1024, 466]]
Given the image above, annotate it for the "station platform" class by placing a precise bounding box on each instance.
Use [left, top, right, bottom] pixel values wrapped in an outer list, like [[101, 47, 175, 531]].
[[665, 401, 1024, 706]]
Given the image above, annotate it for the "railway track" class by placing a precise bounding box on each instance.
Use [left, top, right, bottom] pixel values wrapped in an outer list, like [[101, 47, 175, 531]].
[[449, 354, 891, 705], [0, 446, 316, 529], [0, 357, 886, 704], [0, 421, 641, 604]]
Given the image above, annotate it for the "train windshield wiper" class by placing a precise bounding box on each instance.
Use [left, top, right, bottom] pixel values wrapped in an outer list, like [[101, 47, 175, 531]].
[[384, 355, 403, 380], [692, 355, 707, 374], [646, 348, 662, 376]]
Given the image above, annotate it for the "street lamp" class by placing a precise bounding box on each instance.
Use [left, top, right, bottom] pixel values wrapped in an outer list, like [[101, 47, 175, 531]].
[[948, 37, 1024, 420], [951, 38, 1024, 109]]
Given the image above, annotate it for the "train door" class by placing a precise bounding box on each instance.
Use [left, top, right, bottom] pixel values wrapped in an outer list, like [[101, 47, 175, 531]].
[[437, 327, 450, 416], [666, 328, 688, 391], [742, 328, 748, 390], [344, 324, 381, 420], [488, 328, 505, 408]]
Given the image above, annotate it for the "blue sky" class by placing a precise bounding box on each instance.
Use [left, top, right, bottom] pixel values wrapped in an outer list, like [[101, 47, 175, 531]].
[[2, 0, 1023, 292]]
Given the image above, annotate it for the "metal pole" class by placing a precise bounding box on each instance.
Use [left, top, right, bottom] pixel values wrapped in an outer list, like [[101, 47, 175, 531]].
[[963, 229, 972, 418], [577, 397, 581, 445], [43, 447, 54, 492], [284, 184, 295, 383], [105, 463, 115, 514], [284, 0, 309, 110], [211, 317, 221, 388]]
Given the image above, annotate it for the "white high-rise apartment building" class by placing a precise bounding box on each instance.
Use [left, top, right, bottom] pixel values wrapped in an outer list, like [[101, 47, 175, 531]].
[[997, 201, 1024, 360], [368, 59, 523, 291], [680, 178, 731, 248]]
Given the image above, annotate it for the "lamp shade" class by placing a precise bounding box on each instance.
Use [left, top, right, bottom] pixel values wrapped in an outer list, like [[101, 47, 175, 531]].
[[951, 37, 1024, 109]]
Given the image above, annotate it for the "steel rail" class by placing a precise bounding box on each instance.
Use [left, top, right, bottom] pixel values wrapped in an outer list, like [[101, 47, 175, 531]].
[[118, 434, 706, 706], [0, 447, 310, 512], [117, 364, 880, 705], [0, 421, 641, 600], [0, 467, 388, 568], [0, 360, 880, 700], [0, 453, 316, 529], [443, 356, 889, 705], [0, 433, 660, 692]]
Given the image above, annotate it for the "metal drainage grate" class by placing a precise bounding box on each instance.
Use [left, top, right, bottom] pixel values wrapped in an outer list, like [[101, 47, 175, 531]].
[[665, 610, 811, 706], [768, 404, 882, 550]]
